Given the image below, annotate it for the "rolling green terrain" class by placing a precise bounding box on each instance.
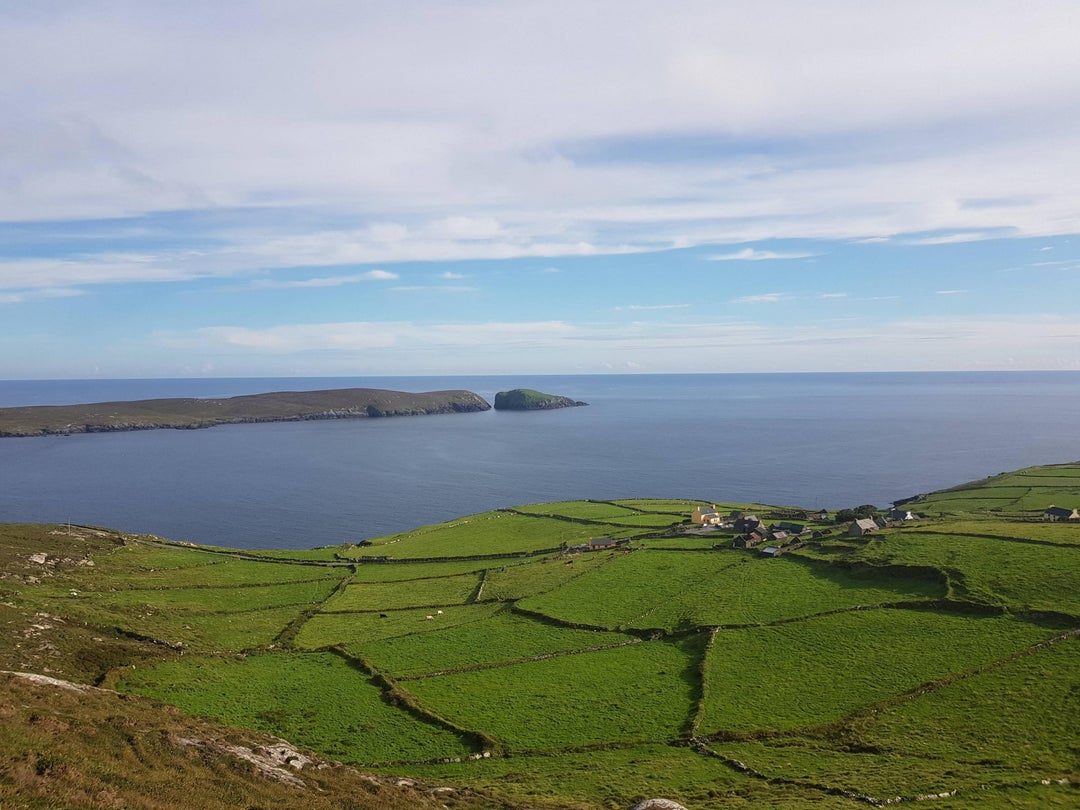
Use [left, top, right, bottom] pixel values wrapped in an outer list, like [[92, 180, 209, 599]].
[[1, 469, 1078, 809], [0, 387, 491, 437]]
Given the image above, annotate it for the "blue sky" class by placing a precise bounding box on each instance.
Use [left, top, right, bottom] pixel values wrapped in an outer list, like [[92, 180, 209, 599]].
[[2, 1, 1080, 378]]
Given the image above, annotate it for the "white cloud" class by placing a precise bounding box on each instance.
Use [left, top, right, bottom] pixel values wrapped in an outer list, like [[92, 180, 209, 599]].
[[614, 304, 690, 311], [819, 292, 847, 299], [440, 271, 469, 280], [935, 289, 967, 295], [1, 1, 1078, 254], [389, 285, 480, 293], [707, 248, 818, 262], [730, 292, 787, 304], [251, 270, 399, 289], [0, 287, 85, 304]]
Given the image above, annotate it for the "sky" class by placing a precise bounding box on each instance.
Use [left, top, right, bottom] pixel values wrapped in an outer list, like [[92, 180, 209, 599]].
[[2, 1, 1080, 379]]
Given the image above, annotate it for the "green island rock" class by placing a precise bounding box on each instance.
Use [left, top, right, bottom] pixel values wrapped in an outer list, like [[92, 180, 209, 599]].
[[0, 387, 491, 437], [492, 388, 588, 411]]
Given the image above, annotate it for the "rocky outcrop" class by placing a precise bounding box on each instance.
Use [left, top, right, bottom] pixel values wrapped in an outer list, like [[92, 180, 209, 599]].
[[628, 800, 690, 810], [493, 388, 588, 411]]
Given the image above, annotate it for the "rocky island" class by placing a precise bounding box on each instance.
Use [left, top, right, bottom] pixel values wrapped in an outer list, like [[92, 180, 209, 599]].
[[492, 388, 588, 411], [0, 388, 491, 437]]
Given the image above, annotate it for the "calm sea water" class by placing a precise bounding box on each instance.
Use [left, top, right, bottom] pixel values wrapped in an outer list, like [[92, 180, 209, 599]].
[[2, 372, 1079, 549]]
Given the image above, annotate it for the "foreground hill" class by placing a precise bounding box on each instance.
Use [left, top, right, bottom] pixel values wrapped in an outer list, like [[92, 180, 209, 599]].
[[0, 467, 1077, 808], [0, 388, 491, 437]]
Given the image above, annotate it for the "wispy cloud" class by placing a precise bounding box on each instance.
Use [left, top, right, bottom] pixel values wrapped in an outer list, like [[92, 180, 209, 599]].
[[613, 304, 690, 311], [389, 285, 480, 293], [440, 271, 469, 280], [251, 270, 399, 289], [935, 289, 967, 295], [730, 292, 787, 304], [819, 292, 848, 299], [707, 248, 818, 262], [0, 287, 86, 304]]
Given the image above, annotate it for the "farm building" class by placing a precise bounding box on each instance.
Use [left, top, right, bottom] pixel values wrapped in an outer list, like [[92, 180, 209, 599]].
[[588, 537, 629, 550], [759, 546, 783, 557], [887, 509, 917, 521], [733, 515, 763, 533], [733, 531, 764, 549], [847, 518, 878, 537], [1043, 506, 1080, 521], [774, 521, 809, 535]]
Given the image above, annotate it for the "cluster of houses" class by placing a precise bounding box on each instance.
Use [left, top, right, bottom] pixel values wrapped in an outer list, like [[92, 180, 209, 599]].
[[690, 504, 919, 552]]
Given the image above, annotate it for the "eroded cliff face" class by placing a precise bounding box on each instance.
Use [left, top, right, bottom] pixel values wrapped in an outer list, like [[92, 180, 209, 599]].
[[492, 389, 588, 411]]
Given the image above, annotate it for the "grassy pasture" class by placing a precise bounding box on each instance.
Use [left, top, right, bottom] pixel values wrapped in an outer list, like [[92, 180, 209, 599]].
[[698, 610, 1055, 734], [610, 498, 703, 514], [930, 520, 1080, 546], [406, 638, 702, 749], [359, 610, 636, 677], [709, 739, 1031, 804], [115, 651, 476, 764], [509, 500, 648, 520], [347, 511, 619, 559], [348, 558, 504, 581], [519, 551, 943, 631], [73, 577, 341, 613], [860, 635, 1080, 774], [294, 602, 505, 649], [852, 532, 1080, 616], [478, 552, 611, 601], [69, 557, 346, 590], [321, 572, 481, 612], [391, 743, 817, 810], [913, 463, 1080, 515], [102, 604, 303, 651], [517, 550, 743, 630]]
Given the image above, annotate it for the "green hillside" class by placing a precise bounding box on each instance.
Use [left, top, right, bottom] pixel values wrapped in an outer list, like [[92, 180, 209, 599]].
[[1, 474, 1078, 809]]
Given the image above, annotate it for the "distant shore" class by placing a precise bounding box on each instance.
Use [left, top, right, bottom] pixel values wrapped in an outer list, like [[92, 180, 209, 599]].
[[0, 388, 491, 438]]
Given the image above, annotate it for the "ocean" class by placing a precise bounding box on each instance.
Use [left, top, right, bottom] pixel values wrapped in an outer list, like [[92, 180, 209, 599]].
[[2, 372, 1078, 549]]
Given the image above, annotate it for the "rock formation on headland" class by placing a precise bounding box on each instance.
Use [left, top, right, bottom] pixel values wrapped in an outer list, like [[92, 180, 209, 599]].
[[492, 388, 588, 411]]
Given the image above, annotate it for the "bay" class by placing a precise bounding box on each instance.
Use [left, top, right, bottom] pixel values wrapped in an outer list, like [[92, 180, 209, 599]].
[[1, 372, 1078, 549]]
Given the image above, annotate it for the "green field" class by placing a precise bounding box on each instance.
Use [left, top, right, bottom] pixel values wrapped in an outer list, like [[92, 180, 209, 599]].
[[295, 602, 506, 649], [519, 551, 943, 630], [322, 572, 482, 611], [698, 610, 1056, 733], [406, 638, 701, 749], [2, 472, 1078, 810], [115, 651, 476, 764], [359, 610, 637, 677]]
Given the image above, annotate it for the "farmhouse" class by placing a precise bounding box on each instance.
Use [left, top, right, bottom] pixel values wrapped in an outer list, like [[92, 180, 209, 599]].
[[847, 518, 878, 537], [1043, 506, 1080, 521], [886, 509, 917, 522], [759, 546, 783, 557], [691, 504, 723, 525]]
